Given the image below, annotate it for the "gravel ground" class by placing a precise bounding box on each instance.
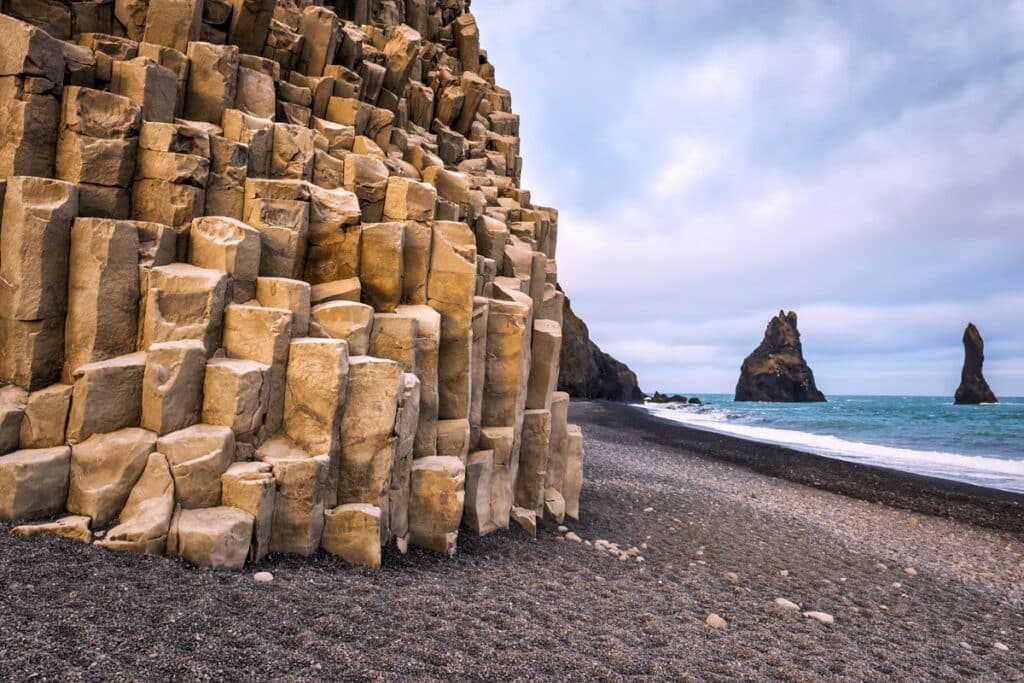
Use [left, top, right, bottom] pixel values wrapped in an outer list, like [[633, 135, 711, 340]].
[[1, 401, 1022, 681]]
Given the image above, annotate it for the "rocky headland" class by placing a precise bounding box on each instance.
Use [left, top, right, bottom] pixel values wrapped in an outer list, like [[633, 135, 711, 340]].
[[558, 289, 644, 403], [955, 323, 998, 405], [735, 310, 826, 402]]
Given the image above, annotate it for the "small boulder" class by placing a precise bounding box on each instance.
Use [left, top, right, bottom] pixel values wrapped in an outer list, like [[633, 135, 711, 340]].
[[167, 506, 255, 570], [322, 503, 382, 568], [0, 446, 71, 522]]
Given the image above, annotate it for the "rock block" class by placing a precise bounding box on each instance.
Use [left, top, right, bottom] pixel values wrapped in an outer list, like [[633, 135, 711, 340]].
[[222, 303, 292, 435], [221, 461, 276, 563], [309, 301, 374, 356], [68, 428, 156, 526], [337, 356, 400, 506], [270, 122, 315, 180], [243, 196, 309, 279], [63, 218, 140, 382], [0, 385, 28, 456], [19, 383, 72, 449], [481, 299, 529, 428], [202, 358, 269, 438], [110, 56, 178, 123], [66, 353, 146, 444], [527, 320, 562, 410], [427, 222, 477, 418], [0, 315, 65, 391], [167, 506, 254, 570], [157, 424, 235, 509], [257, 436, 328, 556], [388, 372, 420, 545], [408, 455, 465, 556], [368, 313, 418, 374], [61, 86, 142, 139], [564, 426, 584, 520], [141, 340, 207, 435], [0, 446, 71, 522], [0, 177, 78, 321], [56, 130, 137, 187], [144, 0, 204, 53], [395, 305, 440, 458], [343, 154, 388, 222], [141, 264, 228, 356], [96, 451, 175, 555], [436, 419, 470, 461], [284, 338, 349, 502], [184, 41, 239, 124], [11, 515, 91, 543], [463, 449, 494, 535], [256, 278, 311, 338], [322, 503, 381, 568], [188, 216, 262, 287], [479, 426, 515, 531], [0, 14, 66, 85]]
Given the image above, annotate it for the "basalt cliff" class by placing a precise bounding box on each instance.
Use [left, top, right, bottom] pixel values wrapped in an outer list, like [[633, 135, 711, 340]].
[[955, 323, 998, 405], [558, 291, 644, 404], [0, 0, 584, 569], [735, 310, 826, 403]]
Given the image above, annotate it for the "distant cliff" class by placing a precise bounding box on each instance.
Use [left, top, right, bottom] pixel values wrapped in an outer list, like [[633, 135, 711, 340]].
[[558, 290, 644, 403], [735, 311, 826, 403], [955, 323, 998, 405]]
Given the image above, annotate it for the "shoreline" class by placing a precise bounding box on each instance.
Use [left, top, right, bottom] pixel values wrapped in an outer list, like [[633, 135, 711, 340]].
[[577, 401, 1024, 534], [1, 400, 1022, 678]]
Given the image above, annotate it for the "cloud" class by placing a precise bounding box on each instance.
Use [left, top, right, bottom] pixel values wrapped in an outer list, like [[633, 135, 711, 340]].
[[472, 0, 1024, 394]]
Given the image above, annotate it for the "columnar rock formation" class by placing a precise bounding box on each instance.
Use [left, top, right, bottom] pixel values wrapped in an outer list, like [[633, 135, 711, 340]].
[[954, 323, 998, 405], [0, 0, 583, 569], [735, 311, 826, 403]]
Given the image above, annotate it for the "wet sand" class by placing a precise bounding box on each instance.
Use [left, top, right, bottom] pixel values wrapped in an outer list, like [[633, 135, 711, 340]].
[[0, 400, 1021, 680]]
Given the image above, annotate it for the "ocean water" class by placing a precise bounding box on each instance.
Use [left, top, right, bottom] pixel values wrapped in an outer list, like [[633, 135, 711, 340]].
[[644, 395, 1024, 494]]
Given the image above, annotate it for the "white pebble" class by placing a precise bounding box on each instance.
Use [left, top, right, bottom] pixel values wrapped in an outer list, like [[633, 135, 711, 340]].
[[706, 613, 728, 630], [253, 572, 274, 583], [903, 567, 918, 576], [643, 507, 654, 513], [775, 598, 800, 611], [994, 642, 1009, 652], [557, 526, 568, 533], [565, 532, 582, 543], [803, 611, 834, 625]]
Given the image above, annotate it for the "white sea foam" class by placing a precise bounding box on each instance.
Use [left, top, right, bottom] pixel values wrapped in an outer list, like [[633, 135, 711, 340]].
[[644, 403, 1024, 495]]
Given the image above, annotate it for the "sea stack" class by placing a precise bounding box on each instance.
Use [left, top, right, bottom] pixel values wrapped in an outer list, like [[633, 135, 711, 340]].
[[735, 311, 826, 402], [954, 324, 998, 405]]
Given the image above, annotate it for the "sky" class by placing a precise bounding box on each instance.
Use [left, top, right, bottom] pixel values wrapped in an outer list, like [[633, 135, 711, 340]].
[[472, 0, 1024, 396]]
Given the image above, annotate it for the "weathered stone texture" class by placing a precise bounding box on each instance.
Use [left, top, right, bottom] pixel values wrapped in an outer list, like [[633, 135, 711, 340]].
[[0, 1, 585, 570]]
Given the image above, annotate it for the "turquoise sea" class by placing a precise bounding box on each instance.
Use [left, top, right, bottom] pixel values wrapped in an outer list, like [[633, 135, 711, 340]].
[[644, 395, 1024, 494]]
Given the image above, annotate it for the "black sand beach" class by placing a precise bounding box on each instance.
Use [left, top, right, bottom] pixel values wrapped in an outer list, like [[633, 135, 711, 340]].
[[1, 400, 1022, 681]]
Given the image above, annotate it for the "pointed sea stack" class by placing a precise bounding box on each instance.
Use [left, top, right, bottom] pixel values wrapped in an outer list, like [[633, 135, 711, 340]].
[[954, 324, 998, 405], [735, 311, 826, 402]]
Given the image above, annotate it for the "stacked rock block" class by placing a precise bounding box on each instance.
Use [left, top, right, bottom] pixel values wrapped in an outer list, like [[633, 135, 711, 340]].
[[0, 0, 583, 570]]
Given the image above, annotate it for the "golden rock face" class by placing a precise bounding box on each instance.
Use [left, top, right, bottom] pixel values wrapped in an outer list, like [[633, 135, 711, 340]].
[[0, 1, 583, 569]]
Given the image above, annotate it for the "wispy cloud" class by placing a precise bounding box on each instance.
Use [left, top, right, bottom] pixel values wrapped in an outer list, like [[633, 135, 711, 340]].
[[473, 0, 1024, 395]]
